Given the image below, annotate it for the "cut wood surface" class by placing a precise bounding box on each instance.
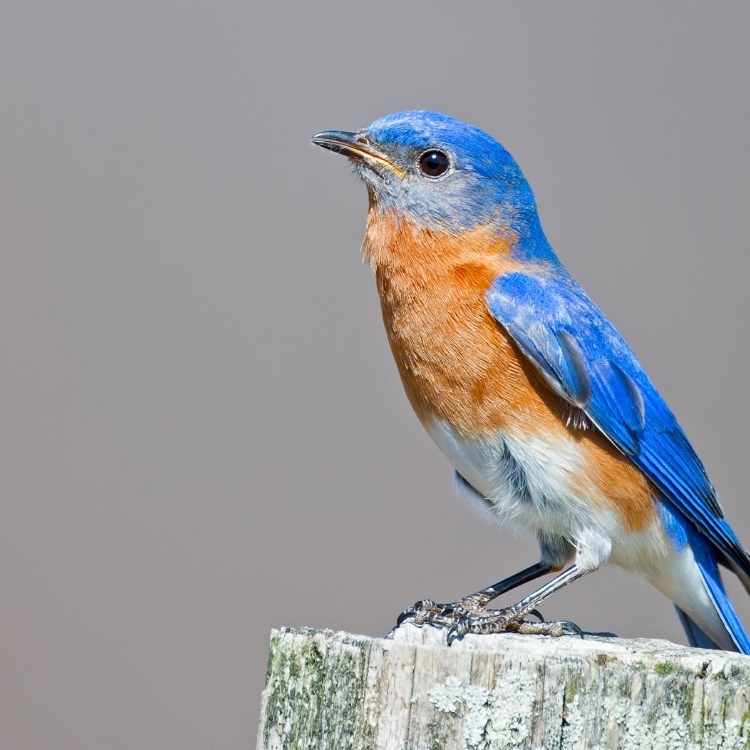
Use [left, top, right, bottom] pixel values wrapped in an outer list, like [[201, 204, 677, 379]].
[[257, 624, 750, 749]]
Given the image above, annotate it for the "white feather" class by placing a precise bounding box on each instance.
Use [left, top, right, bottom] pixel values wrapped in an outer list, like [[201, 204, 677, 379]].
[[426, 418, 671, 576]]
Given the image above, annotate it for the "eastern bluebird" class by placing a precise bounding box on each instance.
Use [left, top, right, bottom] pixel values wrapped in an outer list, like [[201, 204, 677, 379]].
[[313, 111, 750, 652]]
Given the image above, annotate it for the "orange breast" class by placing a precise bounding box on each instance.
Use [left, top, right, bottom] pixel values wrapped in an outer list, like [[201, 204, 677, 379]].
[[364, 210, 656, 531], [365, 210, 555, 435]]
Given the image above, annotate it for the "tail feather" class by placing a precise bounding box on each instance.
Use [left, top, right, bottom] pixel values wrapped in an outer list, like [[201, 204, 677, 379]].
[[690, 536, 750, 654], [722, 552, 750, 597]]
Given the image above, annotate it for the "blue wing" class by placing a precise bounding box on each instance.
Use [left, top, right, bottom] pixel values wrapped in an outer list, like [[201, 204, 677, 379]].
[[487, 270, 750, 578]]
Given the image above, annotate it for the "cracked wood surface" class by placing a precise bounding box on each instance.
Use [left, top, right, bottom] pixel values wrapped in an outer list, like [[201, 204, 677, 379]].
[[257, 624, 750, 749]]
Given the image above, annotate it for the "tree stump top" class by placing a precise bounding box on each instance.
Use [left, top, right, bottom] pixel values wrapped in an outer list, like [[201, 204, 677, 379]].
[[257, 624, 750, 749]]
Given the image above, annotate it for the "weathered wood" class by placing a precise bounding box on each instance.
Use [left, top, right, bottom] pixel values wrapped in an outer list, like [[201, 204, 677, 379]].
[[257, 624, 750, 749]]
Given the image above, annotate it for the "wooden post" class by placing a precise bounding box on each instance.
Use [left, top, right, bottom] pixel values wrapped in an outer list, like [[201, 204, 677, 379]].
[[257, 624, 750, 749]]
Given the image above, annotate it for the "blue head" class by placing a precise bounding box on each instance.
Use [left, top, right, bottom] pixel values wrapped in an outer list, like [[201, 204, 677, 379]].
[[313, 111, 557, 263]]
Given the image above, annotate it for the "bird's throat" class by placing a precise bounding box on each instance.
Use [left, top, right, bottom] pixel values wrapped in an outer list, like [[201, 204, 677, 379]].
[[363, 210, 526, 432], [362, 209, 515, 273]]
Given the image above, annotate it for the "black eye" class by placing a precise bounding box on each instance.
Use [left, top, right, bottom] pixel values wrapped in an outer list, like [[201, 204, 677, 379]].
[[418, 149, 450, 177]]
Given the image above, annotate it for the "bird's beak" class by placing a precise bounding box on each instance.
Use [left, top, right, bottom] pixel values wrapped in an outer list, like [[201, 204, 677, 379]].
[[312, 130, 405, 177]]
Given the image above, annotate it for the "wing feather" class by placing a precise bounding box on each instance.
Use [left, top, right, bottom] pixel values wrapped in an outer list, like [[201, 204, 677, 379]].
[[487, 271, 747, 573]]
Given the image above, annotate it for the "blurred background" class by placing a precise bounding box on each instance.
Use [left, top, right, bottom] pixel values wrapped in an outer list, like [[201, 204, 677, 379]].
[[2, 1, 749, 747]]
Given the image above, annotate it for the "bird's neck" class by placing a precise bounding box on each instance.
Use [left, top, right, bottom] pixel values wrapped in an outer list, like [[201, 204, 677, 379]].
[[363, 210, 514, 279], [363, 207, 558, 276]]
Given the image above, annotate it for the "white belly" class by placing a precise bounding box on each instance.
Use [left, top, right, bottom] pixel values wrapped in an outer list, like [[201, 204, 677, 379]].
[[425, 418, 664, 573]]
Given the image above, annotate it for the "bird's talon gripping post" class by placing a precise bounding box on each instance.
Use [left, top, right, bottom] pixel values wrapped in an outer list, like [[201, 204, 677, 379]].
[[446, 619, 469, 646], [447, 605, 583, 641], [396, 599, 435, 626], [566, 621, 585, 639], [397, 599, 473, 635]]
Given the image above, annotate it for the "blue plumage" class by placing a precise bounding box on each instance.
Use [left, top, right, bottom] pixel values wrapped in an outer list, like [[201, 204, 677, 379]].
[[488, 270, 750, 651], [690, 529, 750, 652]]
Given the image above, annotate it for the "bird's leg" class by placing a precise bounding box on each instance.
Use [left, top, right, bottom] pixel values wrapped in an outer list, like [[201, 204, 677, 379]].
[[446, 564, 588, 645], [394, 561, 554, 631], [456, 561, 556, 610]]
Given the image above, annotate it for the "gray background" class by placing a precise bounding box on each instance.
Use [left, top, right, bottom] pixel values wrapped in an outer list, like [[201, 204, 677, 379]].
[[2, 1, 749, 747]]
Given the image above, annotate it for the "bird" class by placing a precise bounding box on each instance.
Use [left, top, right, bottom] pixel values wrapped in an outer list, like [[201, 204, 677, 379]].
[[312, 110, 750, 652]]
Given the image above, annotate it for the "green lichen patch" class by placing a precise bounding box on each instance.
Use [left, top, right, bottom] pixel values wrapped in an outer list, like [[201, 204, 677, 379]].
[[262, 633, 374, 750], [654, 661, 677, 676], [563, 670, 584, 703]]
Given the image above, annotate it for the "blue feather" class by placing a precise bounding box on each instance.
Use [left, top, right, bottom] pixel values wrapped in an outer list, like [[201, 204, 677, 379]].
[[688, 529, 750, 653], [662, 502, 749, 651], [487, 271, 749, 580]]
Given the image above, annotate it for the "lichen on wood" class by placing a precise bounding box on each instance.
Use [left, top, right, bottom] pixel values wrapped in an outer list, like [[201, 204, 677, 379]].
[[257, 624, 750, 749]]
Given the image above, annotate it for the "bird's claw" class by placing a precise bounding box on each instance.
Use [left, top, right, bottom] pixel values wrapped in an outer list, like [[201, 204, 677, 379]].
[[393, 596, 582, 645], [445, 607, 517, 645], [528, 608, 545, 623], [394, 595, 489, 631], [446, 608, 583, 645], [396, 599, 442, 627]]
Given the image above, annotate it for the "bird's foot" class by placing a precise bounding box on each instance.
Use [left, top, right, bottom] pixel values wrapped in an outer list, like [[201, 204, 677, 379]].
[[394, 593, 492, 631], [446, 605, 583, 646], [391, 595, 549, 642]]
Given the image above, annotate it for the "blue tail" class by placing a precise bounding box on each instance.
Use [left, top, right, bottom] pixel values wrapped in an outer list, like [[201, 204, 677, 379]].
[[686, 533, 750, 654]]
